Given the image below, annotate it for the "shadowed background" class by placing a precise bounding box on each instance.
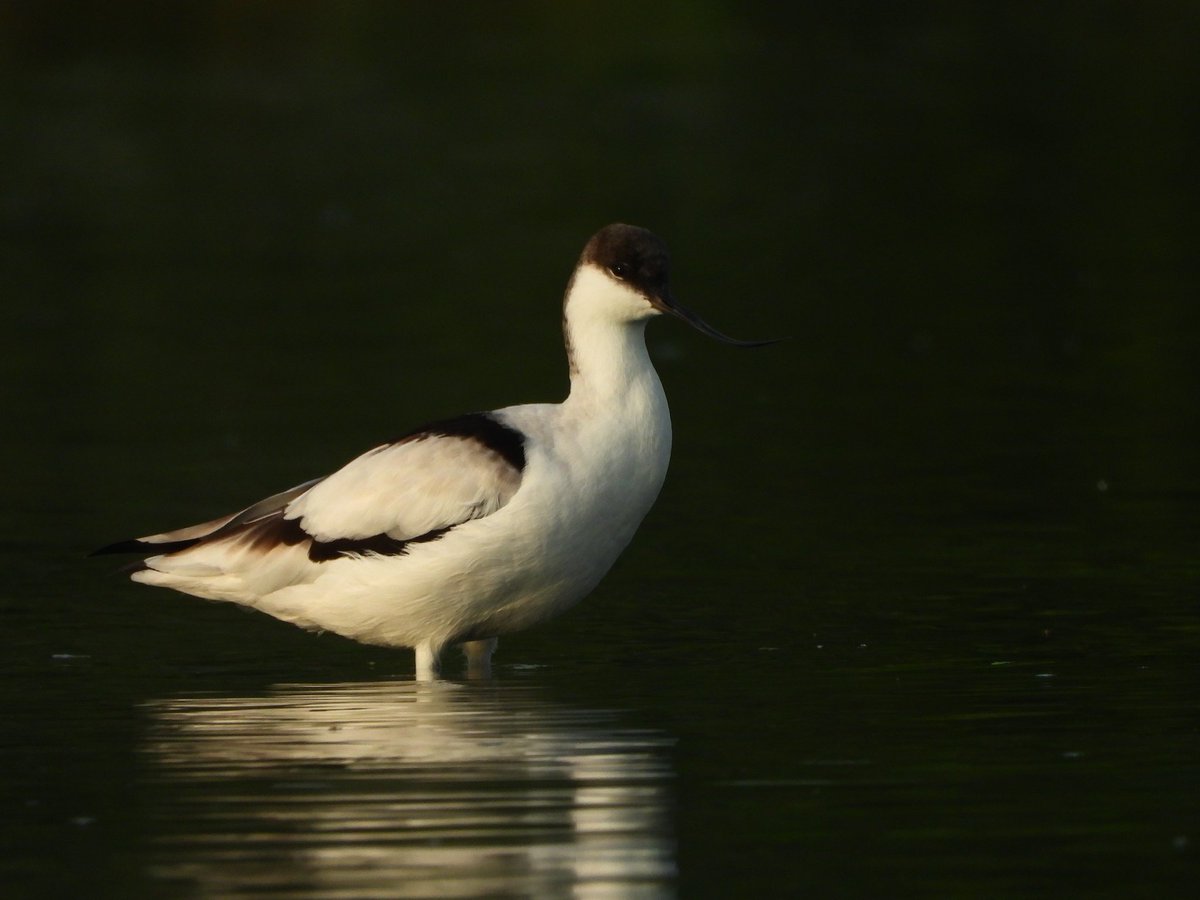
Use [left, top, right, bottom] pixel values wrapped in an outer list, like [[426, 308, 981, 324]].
[[2, 1, 1198, 896]]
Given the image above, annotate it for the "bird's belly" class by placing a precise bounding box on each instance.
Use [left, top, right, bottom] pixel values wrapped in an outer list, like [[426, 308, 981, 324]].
[[259, 449, 663, 649]]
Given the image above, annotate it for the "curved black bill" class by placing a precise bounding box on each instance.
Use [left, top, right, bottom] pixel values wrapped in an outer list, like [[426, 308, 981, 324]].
[[655, 293, 787, 347]]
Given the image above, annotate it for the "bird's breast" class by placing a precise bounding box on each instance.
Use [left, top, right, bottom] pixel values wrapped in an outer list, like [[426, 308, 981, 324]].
[[512, 382, 671, 559]]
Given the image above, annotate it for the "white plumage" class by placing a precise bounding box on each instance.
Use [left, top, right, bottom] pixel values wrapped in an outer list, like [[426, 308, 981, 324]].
[[96, 224, 776, 678]]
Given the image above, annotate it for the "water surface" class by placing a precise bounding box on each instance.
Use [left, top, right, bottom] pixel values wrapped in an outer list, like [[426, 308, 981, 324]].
[[143, 680, 673, 897]]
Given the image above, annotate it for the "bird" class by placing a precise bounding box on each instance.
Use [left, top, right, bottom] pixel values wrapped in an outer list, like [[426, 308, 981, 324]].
[[94, 223, 779, 679]]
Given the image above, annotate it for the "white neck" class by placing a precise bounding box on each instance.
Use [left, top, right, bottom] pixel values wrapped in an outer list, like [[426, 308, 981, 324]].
[[558, 264, 674, 519], [562, 266, 663, 406]]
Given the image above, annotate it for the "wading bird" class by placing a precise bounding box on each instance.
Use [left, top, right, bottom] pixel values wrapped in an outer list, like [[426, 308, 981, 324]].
[[95, 224, 779, 679]]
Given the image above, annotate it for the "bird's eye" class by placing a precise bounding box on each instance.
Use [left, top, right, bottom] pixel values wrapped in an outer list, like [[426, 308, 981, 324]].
[[609, 262, 631, 280]]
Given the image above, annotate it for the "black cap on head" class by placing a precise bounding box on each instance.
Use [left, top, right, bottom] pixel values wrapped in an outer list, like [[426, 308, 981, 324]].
[[582, 223, 672, 303], [581, 222, 786, 348]]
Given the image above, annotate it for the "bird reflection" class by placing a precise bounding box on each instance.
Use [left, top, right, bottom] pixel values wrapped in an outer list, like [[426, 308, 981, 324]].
[[140, 679, 676, 898]]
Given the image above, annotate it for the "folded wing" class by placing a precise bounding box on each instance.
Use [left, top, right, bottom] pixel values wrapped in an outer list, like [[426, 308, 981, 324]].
[[95, 413, 527, 573]]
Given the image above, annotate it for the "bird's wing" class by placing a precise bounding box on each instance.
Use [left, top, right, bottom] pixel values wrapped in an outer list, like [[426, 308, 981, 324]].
[[93, 477, 324, 556], [95, 413, 527, 564], [284, 413, 526, 548]]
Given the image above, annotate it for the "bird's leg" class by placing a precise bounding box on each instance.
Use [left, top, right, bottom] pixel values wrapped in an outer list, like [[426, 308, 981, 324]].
[[461, 637, 498, 679], [414, 642, 442, 681]]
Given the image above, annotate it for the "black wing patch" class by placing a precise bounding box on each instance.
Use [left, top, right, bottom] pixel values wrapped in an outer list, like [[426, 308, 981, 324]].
[[237, 514, 452, 562], [392, 412, 526, 471]]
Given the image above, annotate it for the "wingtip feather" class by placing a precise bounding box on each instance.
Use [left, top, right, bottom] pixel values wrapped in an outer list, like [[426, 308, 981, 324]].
[[90, 537, 199, 557], [90, 538, 151, 557]]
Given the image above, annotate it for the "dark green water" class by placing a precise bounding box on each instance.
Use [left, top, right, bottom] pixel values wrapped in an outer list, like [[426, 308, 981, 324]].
[[3, 3, 1198, 896]]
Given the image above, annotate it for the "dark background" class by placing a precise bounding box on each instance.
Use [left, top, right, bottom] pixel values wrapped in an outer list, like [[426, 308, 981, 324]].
[[2, 2, 1198, 896]]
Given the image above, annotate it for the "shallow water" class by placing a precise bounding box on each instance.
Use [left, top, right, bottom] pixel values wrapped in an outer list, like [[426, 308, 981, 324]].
[[3, 3, 1199, 897]]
